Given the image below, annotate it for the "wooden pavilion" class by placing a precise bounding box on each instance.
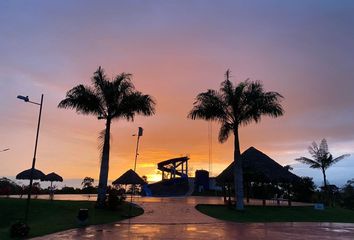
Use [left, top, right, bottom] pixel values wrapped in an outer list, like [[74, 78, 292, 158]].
[[216, 147, 300, 206]]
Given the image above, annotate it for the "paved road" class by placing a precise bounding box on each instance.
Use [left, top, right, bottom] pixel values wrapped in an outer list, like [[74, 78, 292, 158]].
[[32, 197, 354, 240]]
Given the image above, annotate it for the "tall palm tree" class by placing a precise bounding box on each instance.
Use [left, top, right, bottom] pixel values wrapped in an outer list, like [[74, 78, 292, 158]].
[[188, 70, 284, 210], [58, 66, 155, 207], [296, 139, 350, 190]]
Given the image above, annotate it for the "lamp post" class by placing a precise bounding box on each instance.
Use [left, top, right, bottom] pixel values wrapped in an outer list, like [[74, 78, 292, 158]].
[[133, 127, 143, 172], [128, 127, 143, 217], [17, 94, 43, 223]]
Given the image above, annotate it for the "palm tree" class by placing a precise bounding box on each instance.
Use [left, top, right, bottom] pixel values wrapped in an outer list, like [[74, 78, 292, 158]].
[[188, 70, 284, 210], [296, 139, 350, 191], [81, 177, 94, 189], [58, 66, 155, 207]]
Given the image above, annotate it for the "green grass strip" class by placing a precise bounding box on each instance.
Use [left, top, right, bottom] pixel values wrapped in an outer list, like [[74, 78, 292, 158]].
[[196, 204, 354, 223], [0, 198, 143, 239]]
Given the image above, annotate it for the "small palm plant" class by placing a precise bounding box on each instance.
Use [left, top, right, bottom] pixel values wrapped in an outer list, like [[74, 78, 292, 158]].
[[188, 70, 284, 210], [296, 139, 350, 191], [58, 67, 155, 207]]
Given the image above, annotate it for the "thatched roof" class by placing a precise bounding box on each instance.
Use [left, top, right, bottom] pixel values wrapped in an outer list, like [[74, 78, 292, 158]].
[[42, 172, 63, 182], [217, 147, 300, 184], [16, 168, 45, 180], [112, 169, 145, 185]]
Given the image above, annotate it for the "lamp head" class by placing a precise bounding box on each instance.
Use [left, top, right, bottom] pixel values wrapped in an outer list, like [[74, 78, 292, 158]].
[[17, 95, 29, 102], [138, 127, 143, 136]]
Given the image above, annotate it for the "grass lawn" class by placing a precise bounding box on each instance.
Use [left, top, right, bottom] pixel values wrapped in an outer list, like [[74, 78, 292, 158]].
[[0, 198, 143, 239], [196, 204, 354, 223]]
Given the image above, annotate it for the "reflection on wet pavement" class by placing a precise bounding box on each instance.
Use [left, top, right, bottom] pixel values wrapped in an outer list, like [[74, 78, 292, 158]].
[[33, 222, 354, 240], [30, 196, 354, 240]]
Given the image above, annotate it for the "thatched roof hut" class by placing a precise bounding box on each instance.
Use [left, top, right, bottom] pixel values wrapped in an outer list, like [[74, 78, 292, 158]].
[[16, 168, 45, 180], [112, 169, 146, 185], [217, 147, 300, 184], [42, 172, 63, 182]]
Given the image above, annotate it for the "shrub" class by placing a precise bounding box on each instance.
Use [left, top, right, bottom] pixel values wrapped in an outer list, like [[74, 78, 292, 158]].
[[106, 188, 126, 210], [82, 186, 97, 194], [10, 222, 30, 238], [0, 177, 22, 195], [292, 177, 316, 202], [339, 179, 354, 210]]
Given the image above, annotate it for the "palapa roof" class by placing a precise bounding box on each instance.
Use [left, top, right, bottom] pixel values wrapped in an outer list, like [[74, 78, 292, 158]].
[[16, 168, 46, 180], [217, 147, 300, 184], [112, 169, 146, 185], [42, 172, 63, 182]]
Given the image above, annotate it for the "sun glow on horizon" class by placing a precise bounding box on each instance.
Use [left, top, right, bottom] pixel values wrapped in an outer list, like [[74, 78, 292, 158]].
[[146, 173, 162, 183]]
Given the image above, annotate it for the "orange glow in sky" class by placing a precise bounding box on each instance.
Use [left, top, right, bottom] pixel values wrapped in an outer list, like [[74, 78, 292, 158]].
[[1, 1, 354, 186]]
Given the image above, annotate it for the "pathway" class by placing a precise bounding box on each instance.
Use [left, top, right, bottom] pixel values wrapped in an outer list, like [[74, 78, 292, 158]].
[[32, 197, 354, 240]]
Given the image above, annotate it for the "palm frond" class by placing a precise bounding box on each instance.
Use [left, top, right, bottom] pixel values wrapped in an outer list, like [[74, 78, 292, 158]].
[[218, 122, 233, 143], [58, 85, 104, 116], [308, 141, 320, 158], [97, 129, 105, 162], [220, 70, 234, 105], [259, 92, 284, 116], [97, 128, 112, 163], [295, 157, 321, 169], [112, 73, 134, 96], [188, 89, 226, 121], [114, 91, 156, 121], [91, 66, 109, 95], [319, 138, 328, 154], [114, 72, 133, 83], [331, 154, 350, 164], [238, 81, 284, 126], [103, 72, 133, 114], [319, 139, 328, 151]]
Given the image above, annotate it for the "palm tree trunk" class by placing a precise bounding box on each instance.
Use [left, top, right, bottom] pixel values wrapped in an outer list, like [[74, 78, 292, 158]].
[[322, 168, 327, 190], [233, 127, 244, 210], [322, 168, 329, 205], [97, 118, 111, 207]]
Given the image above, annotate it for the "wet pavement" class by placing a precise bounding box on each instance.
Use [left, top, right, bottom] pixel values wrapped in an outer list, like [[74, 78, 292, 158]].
[[32, 197, 354, 240], [32, 222, 354, 240]]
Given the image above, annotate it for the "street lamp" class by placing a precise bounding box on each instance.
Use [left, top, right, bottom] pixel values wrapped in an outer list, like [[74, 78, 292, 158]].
[[133, 127, 143, 172], [17, 94, 43, 223], [129, 127, 143, 217]]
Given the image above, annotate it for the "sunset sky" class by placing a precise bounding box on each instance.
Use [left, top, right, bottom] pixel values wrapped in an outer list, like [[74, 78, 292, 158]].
[[1, 1, 353, 188]]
